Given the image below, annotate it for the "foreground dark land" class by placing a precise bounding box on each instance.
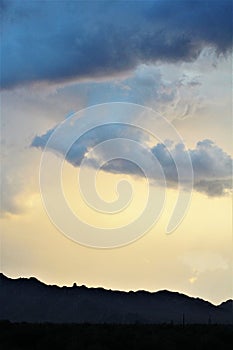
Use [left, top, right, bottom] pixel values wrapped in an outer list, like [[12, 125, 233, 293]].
[[1, 274, 232, 324], [1, 322, 232, 350]]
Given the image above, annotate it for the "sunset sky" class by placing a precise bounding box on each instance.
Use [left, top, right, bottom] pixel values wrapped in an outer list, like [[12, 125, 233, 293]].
[[1, 0, 232, 305]]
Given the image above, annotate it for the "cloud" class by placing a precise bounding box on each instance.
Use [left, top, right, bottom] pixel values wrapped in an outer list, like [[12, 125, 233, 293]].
[[189, 139, 232, 196], [58, 64, 203, 120], [188, 276, 198, 284], [38, 59, 208, 135], [2, 0, 232, 89], [31, 119, 232, 197], [181, 251, 229, 273], [181, 250, 230, 285], [0, 147, 37, 217]]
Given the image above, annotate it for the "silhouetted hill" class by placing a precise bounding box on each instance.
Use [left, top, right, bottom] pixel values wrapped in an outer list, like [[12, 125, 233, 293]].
[[0, 273, 232, 324]]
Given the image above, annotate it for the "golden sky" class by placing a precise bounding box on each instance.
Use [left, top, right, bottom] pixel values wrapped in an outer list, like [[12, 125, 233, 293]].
[[1, 1, 232, 305]]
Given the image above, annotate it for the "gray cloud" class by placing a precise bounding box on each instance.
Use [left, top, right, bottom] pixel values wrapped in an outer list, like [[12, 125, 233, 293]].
[[0, 146, 36, 217], [55, 64, 204, 122], [32, 123, 150, 164], [31, 122, 232, 197], [2, 0, 232, 89]]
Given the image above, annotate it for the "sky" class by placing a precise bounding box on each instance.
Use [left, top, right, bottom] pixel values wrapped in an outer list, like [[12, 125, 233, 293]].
[[0, 0, 232, 304]]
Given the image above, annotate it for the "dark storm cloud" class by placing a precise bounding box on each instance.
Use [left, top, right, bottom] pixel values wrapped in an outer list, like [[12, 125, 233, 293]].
[[31, 121, 232, 197], [1, 0, 232, 89]]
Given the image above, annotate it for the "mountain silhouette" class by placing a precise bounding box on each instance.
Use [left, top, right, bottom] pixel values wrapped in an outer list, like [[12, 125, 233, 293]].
[[0, 273, 232, 324]]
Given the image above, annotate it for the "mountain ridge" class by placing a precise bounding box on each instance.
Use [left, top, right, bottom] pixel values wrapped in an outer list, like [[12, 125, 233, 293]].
[[0, 273, 232, 324], [0, 272, 225, 305]]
